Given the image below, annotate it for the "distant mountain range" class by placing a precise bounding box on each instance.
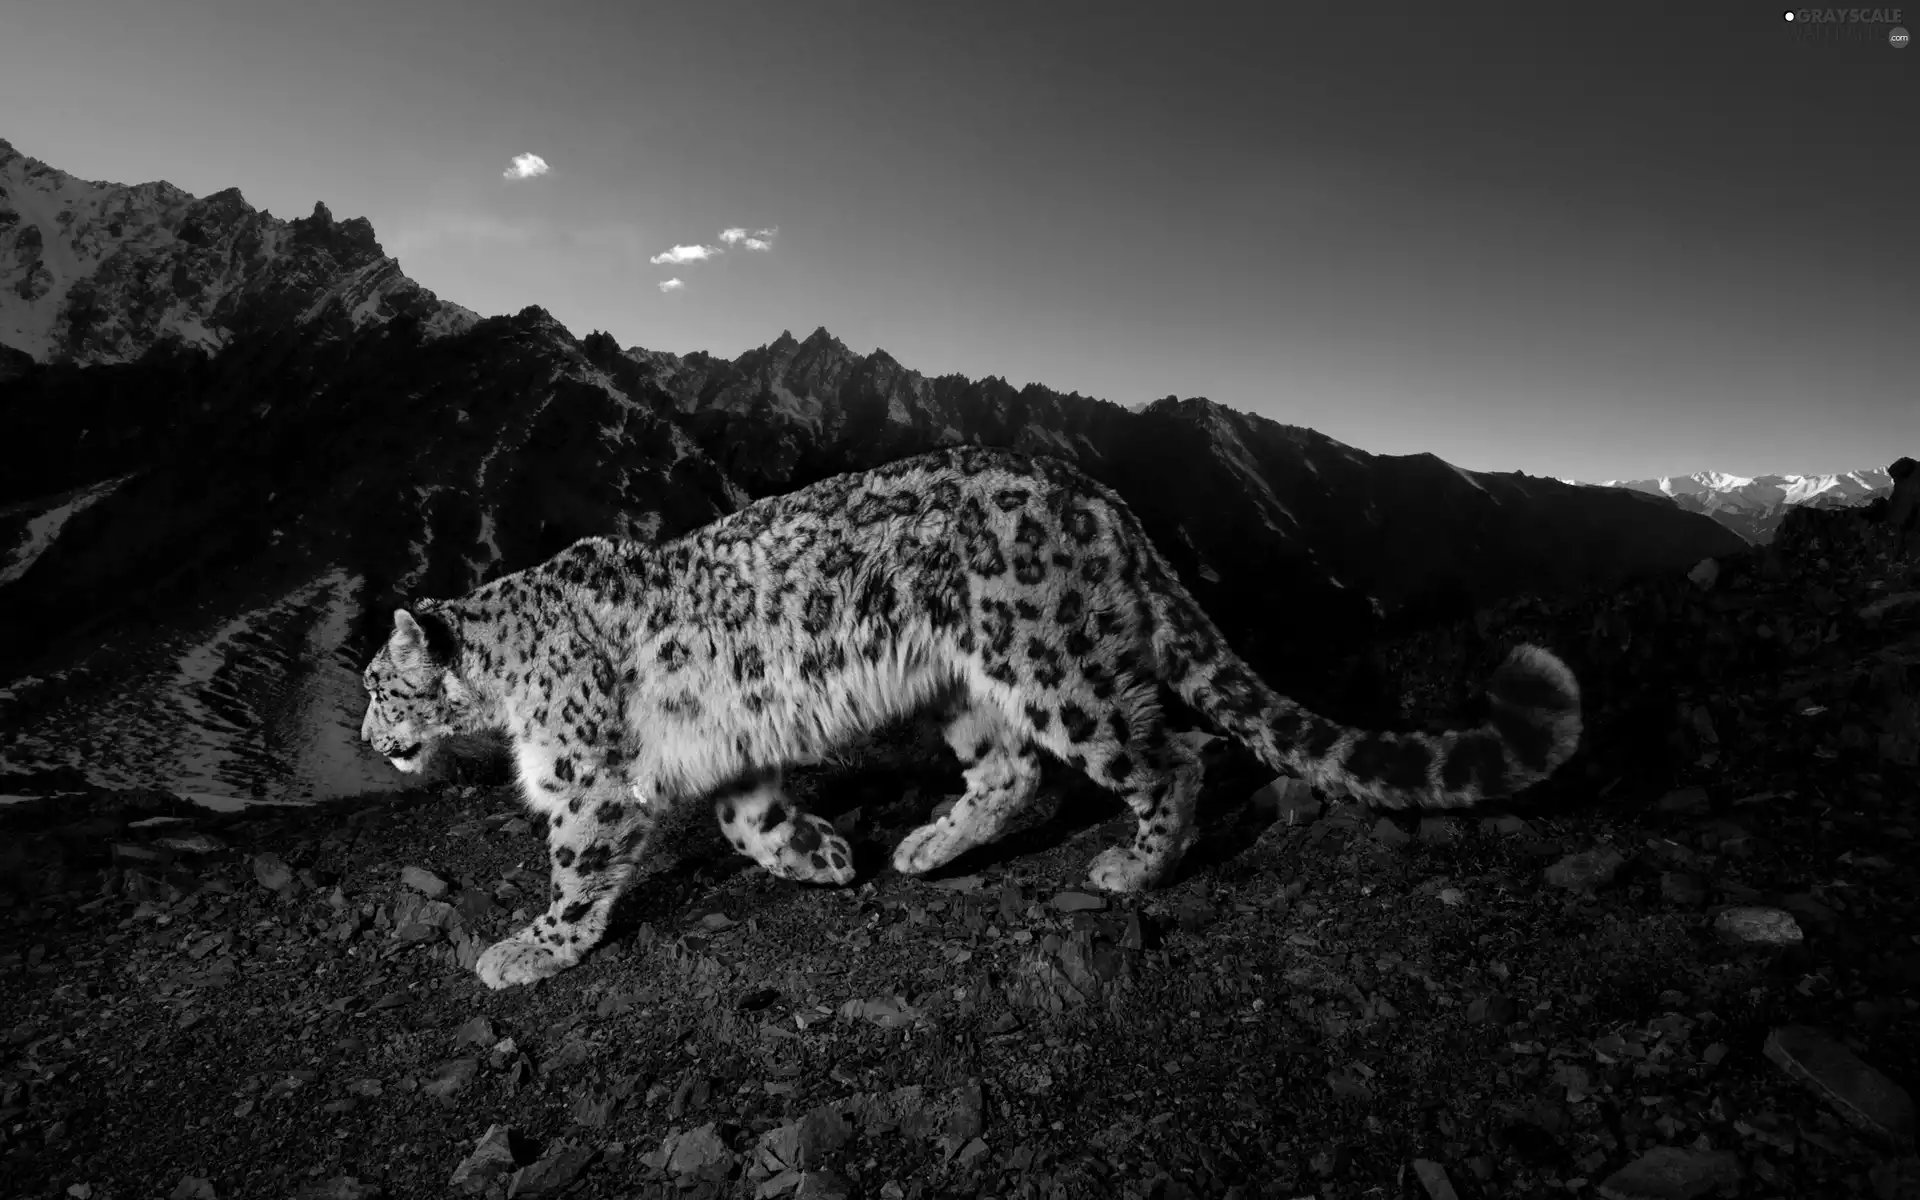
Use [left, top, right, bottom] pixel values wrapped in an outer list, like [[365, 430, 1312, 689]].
[[0, 136, 1748, 807], [1596, 470, 1895, 544]]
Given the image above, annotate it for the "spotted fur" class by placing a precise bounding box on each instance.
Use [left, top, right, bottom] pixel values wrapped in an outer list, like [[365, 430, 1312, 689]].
[[360, 445, 1581, 989]]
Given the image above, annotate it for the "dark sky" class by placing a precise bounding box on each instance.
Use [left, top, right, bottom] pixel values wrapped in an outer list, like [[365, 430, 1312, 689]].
[[1, 0, 1912, 480]]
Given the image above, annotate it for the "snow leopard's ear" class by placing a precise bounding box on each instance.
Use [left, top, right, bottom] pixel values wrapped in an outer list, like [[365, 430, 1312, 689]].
[[391, 608, 424, 651], [392, 606, 460, 665]]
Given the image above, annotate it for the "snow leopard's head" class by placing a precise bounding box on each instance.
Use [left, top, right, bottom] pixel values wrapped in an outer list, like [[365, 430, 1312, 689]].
[[359, 605, 477, 774]]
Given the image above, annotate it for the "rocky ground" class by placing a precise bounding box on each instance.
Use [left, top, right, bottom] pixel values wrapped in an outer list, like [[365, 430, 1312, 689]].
[[3, 501, 1918, 1200]]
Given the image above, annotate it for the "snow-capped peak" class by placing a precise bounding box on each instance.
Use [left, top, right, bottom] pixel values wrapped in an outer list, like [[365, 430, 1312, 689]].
[[1598, 469, 1893, 510], [1587, 467, 1895, 544], [0, 137, 477, 366]]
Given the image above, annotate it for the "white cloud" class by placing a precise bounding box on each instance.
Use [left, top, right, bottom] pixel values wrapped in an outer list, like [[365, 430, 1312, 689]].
[[649, 243, 721, 265], [502, 153, 550, 180], [720, 225, 778, 251], [657, 278, 685, 293]]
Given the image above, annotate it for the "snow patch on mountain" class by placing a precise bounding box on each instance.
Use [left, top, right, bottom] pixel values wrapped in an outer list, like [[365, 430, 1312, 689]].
[[0, 474, 131, 586]]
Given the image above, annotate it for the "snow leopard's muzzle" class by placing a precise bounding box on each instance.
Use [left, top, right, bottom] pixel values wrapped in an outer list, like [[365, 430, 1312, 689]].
[[361, 707, 429, 773]]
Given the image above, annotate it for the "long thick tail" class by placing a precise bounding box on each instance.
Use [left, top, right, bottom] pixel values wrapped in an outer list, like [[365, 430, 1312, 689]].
[[1150, 591, 1583, 809]]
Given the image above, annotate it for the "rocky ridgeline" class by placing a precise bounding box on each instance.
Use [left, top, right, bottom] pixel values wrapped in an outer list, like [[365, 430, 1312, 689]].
[[0, 138, 477, 374]]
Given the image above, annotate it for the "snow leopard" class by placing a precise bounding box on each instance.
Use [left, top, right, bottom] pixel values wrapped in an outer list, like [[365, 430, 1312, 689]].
[[359, 445, 1582, 990]]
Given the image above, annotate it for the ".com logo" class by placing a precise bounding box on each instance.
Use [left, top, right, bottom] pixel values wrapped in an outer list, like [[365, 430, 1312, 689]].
[[1892, 25, 1911, 45]]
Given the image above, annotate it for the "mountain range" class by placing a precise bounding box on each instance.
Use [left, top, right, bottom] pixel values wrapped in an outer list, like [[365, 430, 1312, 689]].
[[0, 137, 475, 378], [1599, 470, 1895, 545], [0, 137, 1765, 808]]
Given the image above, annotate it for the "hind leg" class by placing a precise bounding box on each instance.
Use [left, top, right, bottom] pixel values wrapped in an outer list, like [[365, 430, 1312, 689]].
[[1086, 726, 1203, 891], [713, 771, 856, 886], [892, 697, 1043, 874], [1029, 685, 1204, 892]]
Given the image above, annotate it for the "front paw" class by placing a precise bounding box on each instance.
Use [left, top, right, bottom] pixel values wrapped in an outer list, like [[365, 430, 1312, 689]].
[[892, 819, 959, 875], [475, 936, 567, 990], [1087, 847, 1163, 893]]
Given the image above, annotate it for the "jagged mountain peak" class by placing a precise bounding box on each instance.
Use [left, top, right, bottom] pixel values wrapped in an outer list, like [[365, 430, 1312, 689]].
[[0, 136, 478, 367]]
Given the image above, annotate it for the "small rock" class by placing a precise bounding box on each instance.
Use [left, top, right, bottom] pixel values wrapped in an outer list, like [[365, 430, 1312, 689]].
[[1411, 1159, 1460, 1200], [506, 1143, 595, 1197], [156, 832, 227, 855], [1051, 891, 1106, 913], [423, 1057, 480, 1104], [1596, 1146, 1741, 1199], [665, 1122, 735, 1177], [169, 1178, 217, 1200], [392, 892, 458, 934], [1417, 817, 1458, 845], [1544, 847, 1626, 892], [488, 1037, 520, 1070], [449, 1124, 523, 1195], [454, 1016, 498, 1050], [1765, 1026, 1917, 1148], [1715, 907, 1803, 946], [401, 866, 449, 899], [1643, 837, 1695, 869], [1657, 786, 1710, 815], [755, 1121, 806, 1178], [570, 1089, 618, 1127], [1688, 558, 1720, 590], [251, 853, 293, 892]]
